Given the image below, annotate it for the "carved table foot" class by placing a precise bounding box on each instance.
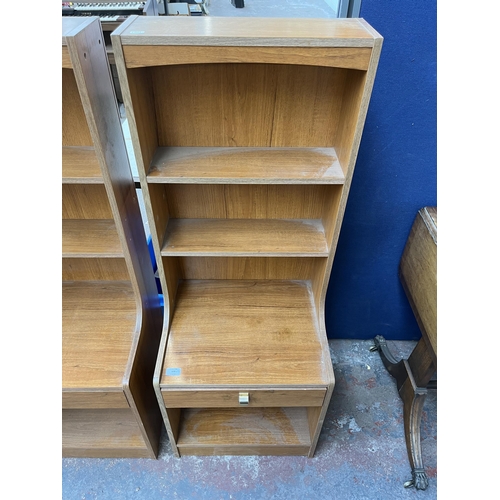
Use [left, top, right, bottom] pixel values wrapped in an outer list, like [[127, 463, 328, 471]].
[[370, 335, 431, 490]]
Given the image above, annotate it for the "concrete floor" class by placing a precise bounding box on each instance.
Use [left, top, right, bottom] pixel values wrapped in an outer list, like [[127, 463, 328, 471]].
[[62, 339, 437, 499]]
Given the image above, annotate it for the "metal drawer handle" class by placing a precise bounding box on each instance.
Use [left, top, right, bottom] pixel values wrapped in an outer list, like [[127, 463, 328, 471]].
[[239, 392, 249, 405]]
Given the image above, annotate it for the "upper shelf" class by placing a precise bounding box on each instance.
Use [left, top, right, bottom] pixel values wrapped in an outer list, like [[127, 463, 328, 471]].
[[62, 146, 103, 184], [161, 218, 329, 257], [147, 147, 345, 185]]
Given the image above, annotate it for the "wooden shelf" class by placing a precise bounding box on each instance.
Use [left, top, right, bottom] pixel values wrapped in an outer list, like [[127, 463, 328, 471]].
[[161, 219, 329, 257], [62, 146, 103, 183], [160, 280, 328, 388], [176, 407, 311, 456], [62, 219, 124, 258], [147, 147, 345, 184], [63, 409, 151, 458], [62, 281, 137, 391]]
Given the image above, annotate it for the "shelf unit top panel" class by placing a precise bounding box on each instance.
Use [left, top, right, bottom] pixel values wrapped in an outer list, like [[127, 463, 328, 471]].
[[62, 146, 103, 184], [160, 280, 329, 388], [62, 17, 94, 45], [116, 16, 381, 47], [62, 281, 137, 391], [148, 147, 345, 184]]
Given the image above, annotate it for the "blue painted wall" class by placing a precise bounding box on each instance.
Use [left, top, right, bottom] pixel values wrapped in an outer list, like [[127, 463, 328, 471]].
[[325, 0, 437, 340]]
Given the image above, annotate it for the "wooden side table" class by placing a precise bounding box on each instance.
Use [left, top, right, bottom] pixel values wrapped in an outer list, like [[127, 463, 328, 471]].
[[371, 207, 437, 489]]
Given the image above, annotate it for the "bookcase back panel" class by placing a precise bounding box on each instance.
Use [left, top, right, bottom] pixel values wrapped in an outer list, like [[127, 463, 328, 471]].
[[62, 257, 130, 281], [150, 63, 348, 148], [163, 184, 331, 219], [62, 69, 93, 147], [165, 256, 326, 281], [62, 184, 113, 219]]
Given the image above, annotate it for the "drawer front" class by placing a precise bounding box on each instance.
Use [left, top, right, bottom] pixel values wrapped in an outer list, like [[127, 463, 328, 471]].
[[162, 389, 326, 408]]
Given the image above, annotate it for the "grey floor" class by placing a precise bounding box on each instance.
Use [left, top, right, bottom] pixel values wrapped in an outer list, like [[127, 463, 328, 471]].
[[62, 339, 437, 499]]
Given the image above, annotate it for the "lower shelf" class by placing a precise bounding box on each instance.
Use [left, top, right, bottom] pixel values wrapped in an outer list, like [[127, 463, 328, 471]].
[[62, 408, 151, 458], [176, 407, 312, 456], [62, 280, 137, 391]]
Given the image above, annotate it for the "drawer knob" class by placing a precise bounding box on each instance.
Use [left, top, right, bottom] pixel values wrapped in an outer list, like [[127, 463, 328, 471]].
[[239, 392, 249, 405]]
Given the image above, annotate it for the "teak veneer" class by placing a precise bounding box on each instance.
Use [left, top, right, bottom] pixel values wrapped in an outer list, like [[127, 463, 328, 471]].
[[62, 17, 163, 458], [112, 16, 382, 457]]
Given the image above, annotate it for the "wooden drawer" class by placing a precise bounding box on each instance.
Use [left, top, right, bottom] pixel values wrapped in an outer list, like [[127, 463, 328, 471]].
[[162, 388, 326, 408]]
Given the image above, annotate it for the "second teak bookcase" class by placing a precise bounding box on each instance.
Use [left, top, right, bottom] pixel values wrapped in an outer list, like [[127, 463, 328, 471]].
[[112, 16, 382, 457], [62, 17, 163, 458]]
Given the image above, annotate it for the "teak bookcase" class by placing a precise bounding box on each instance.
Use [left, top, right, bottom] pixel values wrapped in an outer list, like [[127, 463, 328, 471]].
[[62, 17, 163, 458], [112, 16, 382, 457]]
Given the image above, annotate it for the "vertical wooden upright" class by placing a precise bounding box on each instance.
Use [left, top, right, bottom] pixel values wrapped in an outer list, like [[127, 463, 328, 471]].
[[62, 17, 163, 458], [112, 16, 382, 457]]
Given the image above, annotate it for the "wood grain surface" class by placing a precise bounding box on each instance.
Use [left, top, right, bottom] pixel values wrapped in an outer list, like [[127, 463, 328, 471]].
[[62, 219, 124, 257], [62, 409, 149, 458], [161, 219, 329, 257], [147, 147, 345, 184], [62, 281, 137, 390], [399, 207, 437, 359], [160, 280, 328, 388], [162, 389, 326, 408], [124, 45, 371, 70], [117, 16, 378, 47], [62, 184, 113, 219], [162, 184, 332, 219], [169, 256, 324, 281], [62, 146, 103, 183], [62, 257, 130, 281], [177, 407, 311, 447]]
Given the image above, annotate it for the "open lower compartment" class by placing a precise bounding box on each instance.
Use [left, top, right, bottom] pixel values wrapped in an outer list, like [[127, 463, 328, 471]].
[[172, 407, 315, 456], [157, 276, 333, 456], [62, 408, 151, 458]]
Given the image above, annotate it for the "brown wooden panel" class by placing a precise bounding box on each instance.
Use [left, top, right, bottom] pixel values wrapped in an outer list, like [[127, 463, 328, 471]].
[[399, 207, 437, 359], [161, 219, 328, 257], [62, 220, 124, 258], [161, 280, 328, 387], [177, 407, 311, 447], [62, 46, 72, 68], [62, 146, 103, 183], [62, 257, 130, 281], [62, 390, 129, 409], [172, 256, 324, 280], [335, 69, 366, 174], [162, 389, 326, 408], [164, 184, 330, 219], [147, 146, 345, 184], [118, 16, 377, 47], [151, 64, 347, 147], [124, 45, 371, 70], [178, 445, 310, 456], [62, 409, 151, 458], [62, 184, 113, 219], [62, 68, 93, 146], [62, 281, 137, 391], [126, 67, 158, 173]]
